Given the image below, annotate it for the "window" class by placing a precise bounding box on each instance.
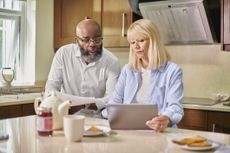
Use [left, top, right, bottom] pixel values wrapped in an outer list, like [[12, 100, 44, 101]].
[[0, 0, 35, 85]]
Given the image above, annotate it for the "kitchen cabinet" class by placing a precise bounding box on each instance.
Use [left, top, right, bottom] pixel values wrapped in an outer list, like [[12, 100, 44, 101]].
[[0, 105, 22, 119], [102, 0, 132, 47], [178, 108, 230, 134], [178, 109, 208, 131], [54, 0, 101, 49], [0, 103, 35, 119], [0, 103, 95, 119], [208, 111, 230, 133], [54, 0, 132, 49], [221, 0, 230, 51]]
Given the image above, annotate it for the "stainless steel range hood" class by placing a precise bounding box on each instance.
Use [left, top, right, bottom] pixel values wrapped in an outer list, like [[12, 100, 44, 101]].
[[135, 0, 218, 44]]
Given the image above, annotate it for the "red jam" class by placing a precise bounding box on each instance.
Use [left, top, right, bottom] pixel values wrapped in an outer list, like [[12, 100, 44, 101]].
[[37, 107, 53, 136]]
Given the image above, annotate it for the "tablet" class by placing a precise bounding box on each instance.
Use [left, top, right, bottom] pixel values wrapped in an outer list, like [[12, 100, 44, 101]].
[[107, 104, 158, 130]]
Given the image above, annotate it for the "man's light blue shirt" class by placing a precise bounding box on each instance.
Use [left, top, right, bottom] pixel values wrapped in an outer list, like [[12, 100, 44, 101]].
[[108, 61, 184, 127]]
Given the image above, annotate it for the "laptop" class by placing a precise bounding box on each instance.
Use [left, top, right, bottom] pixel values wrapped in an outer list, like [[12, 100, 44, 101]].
[[106, 104, 158, 130]]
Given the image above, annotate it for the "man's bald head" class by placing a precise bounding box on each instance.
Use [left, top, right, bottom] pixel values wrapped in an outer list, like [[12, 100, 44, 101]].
[[76, 19, 102, 37], [75, 19, 103, 64]]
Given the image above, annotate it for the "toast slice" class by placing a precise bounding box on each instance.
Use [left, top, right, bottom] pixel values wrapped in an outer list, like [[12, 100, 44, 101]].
[[172, 135, 207, 145], [188, 140, 211, 147], [86, 125, 103, 133]]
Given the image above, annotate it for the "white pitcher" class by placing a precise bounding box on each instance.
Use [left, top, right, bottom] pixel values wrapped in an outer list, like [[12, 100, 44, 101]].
[[34, 93, 71, 130]]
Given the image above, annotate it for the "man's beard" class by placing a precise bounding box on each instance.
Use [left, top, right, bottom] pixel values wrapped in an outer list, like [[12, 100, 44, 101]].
[[79, 45, 103, 63]]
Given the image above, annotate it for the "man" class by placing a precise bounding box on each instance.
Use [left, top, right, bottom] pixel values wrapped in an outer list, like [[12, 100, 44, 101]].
[[45, 19, 120, 117]]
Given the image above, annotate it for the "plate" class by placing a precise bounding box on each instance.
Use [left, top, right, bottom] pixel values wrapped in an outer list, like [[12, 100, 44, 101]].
[[180, 142, 219, 151], [84, 125, 111, 137]]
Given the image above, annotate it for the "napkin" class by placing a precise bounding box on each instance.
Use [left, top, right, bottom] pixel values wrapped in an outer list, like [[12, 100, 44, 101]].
[[214, 146, 230, 153]]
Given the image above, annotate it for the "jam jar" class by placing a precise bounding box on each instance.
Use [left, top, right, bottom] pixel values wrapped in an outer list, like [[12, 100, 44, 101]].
[[37, 107, 53, 136]]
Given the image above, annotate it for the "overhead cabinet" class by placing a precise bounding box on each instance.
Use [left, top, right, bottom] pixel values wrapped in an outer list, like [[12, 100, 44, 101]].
[[54, 0, 132, 49], [102, 0, 132, 47], [54, 0, 101, 49]]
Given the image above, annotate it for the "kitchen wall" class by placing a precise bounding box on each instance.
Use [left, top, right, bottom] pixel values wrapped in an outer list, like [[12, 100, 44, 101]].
[[36, 0, 230, 99], [35, 0, 54, 84]]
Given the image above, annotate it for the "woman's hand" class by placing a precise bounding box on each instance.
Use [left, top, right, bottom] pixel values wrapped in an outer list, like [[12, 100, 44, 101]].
[[146, 113, 170, 132]]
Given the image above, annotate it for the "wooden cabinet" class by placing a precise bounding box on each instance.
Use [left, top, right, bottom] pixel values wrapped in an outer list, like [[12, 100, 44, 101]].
[[221, 0, 230, 51], [178, 109, 208, 131], [208, 111, 230, 133], [54, 0, 132, 49], [178, 108, 230, 134], [22, 103, 36, 116], [54, 0, 102, 49], [0, 103, 35, 119], [102, 0, 132, 47], [0, 105, 22, 119]]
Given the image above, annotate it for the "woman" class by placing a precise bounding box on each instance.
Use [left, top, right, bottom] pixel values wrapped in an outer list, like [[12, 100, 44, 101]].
[[108, 19, 184, 132]]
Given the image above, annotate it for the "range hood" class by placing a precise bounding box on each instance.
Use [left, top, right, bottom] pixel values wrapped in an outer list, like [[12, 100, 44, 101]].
[[129, 0, 220, 45]]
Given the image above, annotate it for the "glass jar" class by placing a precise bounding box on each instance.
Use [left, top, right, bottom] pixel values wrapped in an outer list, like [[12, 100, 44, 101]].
[[37, 107, 53, 136]]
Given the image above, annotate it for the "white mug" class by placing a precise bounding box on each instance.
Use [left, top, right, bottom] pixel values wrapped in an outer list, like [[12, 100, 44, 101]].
[[63, 115, 85, 142]]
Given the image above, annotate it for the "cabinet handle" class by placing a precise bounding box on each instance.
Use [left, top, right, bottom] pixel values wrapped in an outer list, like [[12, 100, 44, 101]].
[[121, 13, 127, 37], [212, 123, 216, 132]]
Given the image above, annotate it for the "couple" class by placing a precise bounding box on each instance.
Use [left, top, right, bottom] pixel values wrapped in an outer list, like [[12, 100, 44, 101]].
[[45, 18, 184, 132]]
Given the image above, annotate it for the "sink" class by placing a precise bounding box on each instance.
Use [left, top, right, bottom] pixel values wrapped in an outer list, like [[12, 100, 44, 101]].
[[183, 97, 218, 106], [223, 101, 230, 106]]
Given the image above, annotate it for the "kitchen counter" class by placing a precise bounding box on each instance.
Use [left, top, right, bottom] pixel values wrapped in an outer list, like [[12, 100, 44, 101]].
[[0, 93, 42, 106], [0, 116, 229, 153], [183, 97, 230, 112], [1, 95, 230, 113], [183, 102, 230, 112]]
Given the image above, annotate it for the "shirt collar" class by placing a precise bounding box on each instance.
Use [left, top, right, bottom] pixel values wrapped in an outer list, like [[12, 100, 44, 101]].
[[157, 61, 168, 73], [74, 44, 81, 57], [135, 61, 168, 75]]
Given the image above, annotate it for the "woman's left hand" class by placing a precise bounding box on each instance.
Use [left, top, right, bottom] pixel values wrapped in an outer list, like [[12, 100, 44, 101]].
[[146, 113, 170, 132]]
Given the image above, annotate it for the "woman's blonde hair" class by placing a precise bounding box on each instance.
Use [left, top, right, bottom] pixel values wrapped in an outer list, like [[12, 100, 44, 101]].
[[127, 19, 168, 70]]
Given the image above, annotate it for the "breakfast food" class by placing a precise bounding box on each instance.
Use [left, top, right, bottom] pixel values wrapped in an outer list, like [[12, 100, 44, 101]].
[[172, 135, 211, 147], [188, 141, 212, 147], [86, 125, 103, 133]]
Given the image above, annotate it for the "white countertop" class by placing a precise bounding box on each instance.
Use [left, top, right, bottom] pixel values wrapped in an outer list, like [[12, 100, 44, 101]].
[[183, 102, 230, 112], [183, 97, 230, 112], [0, 94, 230, 113], [0, 93, 42, 106], [0, 116, 229, 153]]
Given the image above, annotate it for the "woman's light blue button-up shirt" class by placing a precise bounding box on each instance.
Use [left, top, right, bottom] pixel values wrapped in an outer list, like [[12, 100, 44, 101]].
[[108, 61, 184, 127]]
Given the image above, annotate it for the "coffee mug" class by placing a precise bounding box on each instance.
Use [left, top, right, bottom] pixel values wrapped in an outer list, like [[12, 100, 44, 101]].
[[63, 115, 85, 142]]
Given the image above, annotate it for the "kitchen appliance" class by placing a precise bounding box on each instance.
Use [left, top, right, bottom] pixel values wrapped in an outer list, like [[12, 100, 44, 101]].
[[129, 0, 220, 44]]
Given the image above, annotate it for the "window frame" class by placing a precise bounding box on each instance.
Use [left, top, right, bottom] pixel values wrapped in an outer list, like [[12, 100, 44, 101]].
[[0, 0, 36, 86]]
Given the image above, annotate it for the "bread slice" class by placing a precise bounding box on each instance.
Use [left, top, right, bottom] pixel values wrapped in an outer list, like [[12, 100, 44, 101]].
[[173, 135, 207, 145], [86, 125, 103, 133], [188, 140, 211, 147]]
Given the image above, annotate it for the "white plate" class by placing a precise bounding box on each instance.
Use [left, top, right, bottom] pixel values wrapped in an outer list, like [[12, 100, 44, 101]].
[[84, 125, 111, 137], [180, 142, 219, 151]]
